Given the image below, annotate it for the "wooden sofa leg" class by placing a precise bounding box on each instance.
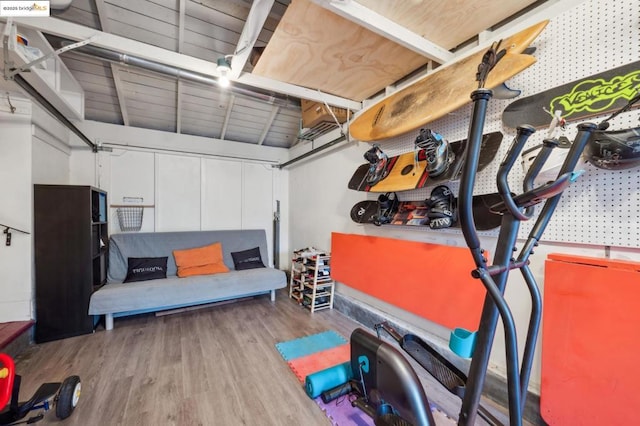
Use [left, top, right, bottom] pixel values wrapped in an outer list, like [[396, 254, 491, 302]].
[[105, 314, 114, 331], [271, 289, 276, 302]]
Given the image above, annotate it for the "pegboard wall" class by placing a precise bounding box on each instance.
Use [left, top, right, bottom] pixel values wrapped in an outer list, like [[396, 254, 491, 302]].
[[360, 0, 640, 248]]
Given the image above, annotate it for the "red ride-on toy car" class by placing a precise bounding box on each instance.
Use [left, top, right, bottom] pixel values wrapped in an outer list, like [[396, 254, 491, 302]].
[[0, 353, 81, 424]]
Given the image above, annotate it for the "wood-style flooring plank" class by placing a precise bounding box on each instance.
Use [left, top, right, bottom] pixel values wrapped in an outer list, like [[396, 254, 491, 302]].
[[11, 290, 522, 425]]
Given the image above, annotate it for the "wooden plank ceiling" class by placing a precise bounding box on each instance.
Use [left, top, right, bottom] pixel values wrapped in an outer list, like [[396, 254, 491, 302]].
[[29, 0, 545, 149], [253, 0, 540, 102], [357, 0, 541, 50], [252, 0, 430, 101]]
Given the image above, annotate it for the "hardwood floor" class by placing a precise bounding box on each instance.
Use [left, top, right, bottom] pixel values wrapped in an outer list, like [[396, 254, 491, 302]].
[[12, 291, 520, 425]]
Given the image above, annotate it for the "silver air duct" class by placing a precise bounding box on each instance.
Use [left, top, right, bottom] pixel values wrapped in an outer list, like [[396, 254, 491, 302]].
[[57, 39, 300, 110]]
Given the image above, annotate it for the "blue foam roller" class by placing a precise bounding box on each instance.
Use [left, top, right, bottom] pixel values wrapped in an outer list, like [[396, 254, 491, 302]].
[[305, 362, 353, 399]]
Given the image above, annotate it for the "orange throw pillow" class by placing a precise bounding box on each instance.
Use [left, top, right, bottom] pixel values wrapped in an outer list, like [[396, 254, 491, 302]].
[[173, 242, 229, 277]]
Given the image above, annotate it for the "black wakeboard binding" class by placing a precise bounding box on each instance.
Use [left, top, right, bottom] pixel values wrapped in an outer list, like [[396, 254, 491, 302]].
[[374, 192, 399, 226], [364, 144, 389, 185], [414, 128, 451, 177], [425, 185, 456, 229]]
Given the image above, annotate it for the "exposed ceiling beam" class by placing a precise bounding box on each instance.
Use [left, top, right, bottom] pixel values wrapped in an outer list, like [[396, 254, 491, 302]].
[[176, 0, 186, 134], [257, 106, 279, 145], [178, 0, 186, 53], [220, 94, 235, 140], [176, 80, 182, 133], [94, 0, 129, 126], [230, 0, 275, 79], [309, 0, 454, 64], [237, 73, 360, 110], [10, 17, 361, 111]]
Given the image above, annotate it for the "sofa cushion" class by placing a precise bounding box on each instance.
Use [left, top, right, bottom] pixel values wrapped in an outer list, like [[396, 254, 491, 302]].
[[108, 230, 271, 282], [173, 242, 229, 277], [124, 257, 168, 283], [89, 267, 287, 315], [231, 247, 265, 270]]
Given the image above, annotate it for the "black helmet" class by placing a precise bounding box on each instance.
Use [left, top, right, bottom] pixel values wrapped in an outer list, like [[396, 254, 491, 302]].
[[583, 127, 640, 170]]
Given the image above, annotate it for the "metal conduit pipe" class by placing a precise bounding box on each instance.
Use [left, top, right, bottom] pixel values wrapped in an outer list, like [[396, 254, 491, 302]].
[[59, 40, 301, 110], [14, 74, 97, 152], [278, 134, 347, 168]]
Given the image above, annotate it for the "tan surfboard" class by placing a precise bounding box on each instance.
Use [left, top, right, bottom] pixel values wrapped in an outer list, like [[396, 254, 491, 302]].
[[349, 21, 549, 142]]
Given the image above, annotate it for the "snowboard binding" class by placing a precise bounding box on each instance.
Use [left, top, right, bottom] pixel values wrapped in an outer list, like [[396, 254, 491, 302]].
[[414, 128, 452, 177], [425, 185, 457, 229], [364, 144, 389, 185], [583, 89, 640, 170], [373, 192, 399, 226]]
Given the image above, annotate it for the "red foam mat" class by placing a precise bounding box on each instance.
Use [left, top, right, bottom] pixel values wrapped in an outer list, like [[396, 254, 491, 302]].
[[287, 344, 351, 384], [330, 232, 485, 330], [542, 254, 640, 425]]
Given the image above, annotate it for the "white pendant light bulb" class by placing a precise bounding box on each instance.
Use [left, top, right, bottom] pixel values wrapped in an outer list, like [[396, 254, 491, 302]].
[[217, 57, 231, 88]]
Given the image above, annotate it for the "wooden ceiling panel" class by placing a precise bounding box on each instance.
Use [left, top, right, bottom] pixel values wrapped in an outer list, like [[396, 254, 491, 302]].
[[55, 0, 100, 29], [84, 107, 122, 124], [252, 0, 429, 101], [355, 0, 540, 49]]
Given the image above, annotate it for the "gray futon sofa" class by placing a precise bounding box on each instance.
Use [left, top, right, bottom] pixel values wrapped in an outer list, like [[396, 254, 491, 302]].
[[89, 229, 286, 330]]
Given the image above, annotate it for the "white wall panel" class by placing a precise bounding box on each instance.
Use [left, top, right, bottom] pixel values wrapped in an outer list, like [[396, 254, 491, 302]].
[[69, 148, 97, 185], [32, 136, 70, 184], [0, 100, 33, 321], [201, 158, 242, 230], [242, 162, 274, 265], [109, 150, 156, 232], [156, 154, 201, 231]]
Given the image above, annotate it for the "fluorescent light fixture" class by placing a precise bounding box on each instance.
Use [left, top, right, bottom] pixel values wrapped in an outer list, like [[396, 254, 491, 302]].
[[216, 57, 231, 88]]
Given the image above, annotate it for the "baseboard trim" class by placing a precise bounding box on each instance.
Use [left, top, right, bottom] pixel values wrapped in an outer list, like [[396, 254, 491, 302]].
[[0, 321, 34, 359], [333, 292, 545, 425]]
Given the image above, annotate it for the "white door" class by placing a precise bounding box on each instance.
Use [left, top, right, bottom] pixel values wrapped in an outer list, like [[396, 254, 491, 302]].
[[201, 158, 242, 230], [156, 153, 201, 231]]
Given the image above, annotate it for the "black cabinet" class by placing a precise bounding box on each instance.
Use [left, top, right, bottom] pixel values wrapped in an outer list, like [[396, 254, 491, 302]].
[[34, 185, 108, 343]]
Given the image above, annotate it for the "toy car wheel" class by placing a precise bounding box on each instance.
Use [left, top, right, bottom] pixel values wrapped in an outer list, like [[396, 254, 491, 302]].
[[56, 375, 81, 419]]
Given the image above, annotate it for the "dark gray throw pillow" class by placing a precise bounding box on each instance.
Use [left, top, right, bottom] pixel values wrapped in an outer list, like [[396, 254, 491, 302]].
[[231, 247, 265, 270], [124, 257, 168, 283]]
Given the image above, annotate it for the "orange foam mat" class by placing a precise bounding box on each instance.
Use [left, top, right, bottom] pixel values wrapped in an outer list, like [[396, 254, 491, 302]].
[[330, 232, 485, 330], [287, 344, 351, 384], [542, 254, 640, 425]]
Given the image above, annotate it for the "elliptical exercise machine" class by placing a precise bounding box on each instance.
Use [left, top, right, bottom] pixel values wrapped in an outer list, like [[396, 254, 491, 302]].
[[347, 41, 599, 426]]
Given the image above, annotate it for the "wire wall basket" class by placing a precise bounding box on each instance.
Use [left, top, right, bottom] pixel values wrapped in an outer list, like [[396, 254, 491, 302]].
[[116, 206, 144, 232], [113, 197, 153, 232]]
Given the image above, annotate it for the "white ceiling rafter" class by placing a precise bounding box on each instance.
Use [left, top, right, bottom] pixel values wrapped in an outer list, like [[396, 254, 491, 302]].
[[176, 0, 186, 134], [176, 80, 183, 133], [257, 105, 279, 145], [11, 17, 361, 111], [94, 0, 129, 126], [220, 94, 236, 140], [237, 73, 361, 110], [308, 0, 454, 64], [230, 0, 275, 79]]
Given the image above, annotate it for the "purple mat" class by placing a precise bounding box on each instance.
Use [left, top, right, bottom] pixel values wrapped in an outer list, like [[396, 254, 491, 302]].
[[315, 397, 374, 426], [315, 397, 454, 425]]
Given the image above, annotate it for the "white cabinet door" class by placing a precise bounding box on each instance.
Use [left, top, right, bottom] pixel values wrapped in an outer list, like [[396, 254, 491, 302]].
[[242, 162, 274, 265], [109, 150, 156, 232], [201, 158, 242, 230], [156, 154, 200, 231]]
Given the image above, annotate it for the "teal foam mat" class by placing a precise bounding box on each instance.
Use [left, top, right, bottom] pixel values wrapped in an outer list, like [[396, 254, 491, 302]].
[[275, 330, 347, 361]]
